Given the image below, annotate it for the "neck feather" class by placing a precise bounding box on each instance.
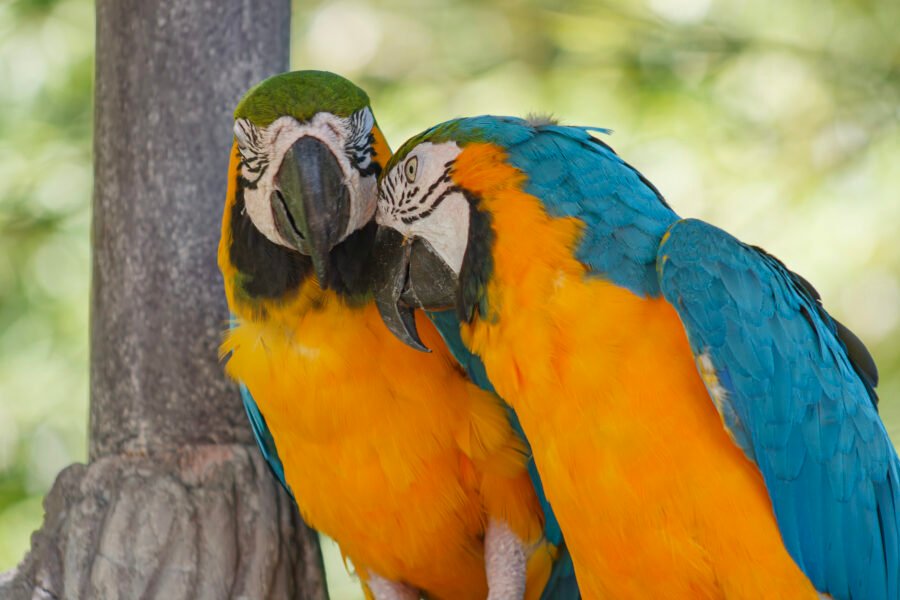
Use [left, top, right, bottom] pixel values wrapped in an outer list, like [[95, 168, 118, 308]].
[[452, 143, 673, 408]]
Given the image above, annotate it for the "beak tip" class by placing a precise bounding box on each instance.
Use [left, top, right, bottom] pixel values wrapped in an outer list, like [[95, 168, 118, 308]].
[[376, 302, 432, 352], [407, 336, 432, 353], [374, 292, 430, 353], [372, 225, 434, 352]]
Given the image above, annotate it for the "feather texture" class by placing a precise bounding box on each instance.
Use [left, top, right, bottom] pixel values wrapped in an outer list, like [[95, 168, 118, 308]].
[[426, 310, 578, 600], [240, 381, 291, 496], [659, 218, 900, 600], [386, 116, 899, 598], [219, 140, 553, 600]]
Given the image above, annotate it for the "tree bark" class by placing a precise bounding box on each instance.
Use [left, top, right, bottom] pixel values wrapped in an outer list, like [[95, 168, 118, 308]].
[[0, 1, 329, 598]]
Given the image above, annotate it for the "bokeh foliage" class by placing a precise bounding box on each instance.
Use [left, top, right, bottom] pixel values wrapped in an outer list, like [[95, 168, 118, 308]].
[[0, 0, 93, 570], [1, 1, 898, 598]]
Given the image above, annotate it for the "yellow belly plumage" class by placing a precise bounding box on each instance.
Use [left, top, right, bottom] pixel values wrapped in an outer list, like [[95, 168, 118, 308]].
[[218, 145, 550, 599]]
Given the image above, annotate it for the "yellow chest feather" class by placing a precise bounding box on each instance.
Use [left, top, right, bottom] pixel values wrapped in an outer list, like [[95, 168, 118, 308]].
[[223, 293, 544, 599]]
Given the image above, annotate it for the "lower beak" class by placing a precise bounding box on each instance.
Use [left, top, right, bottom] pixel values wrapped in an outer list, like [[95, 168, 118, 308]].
[[373, 226, 459, 352], [272, 136, 350, 287]]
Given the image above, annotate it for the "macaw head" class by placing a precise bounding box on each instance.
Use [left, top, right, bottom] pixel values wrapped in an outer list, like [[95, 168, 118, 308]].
[[372, 119, 502, 350], [228, 70, 390, 296], [372, 115, 679, 350]]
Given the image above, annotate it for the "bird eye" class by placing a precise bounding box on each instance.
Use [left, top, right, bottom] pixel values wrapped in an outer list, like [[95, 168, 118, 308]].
[[404, 156, 418, 183]]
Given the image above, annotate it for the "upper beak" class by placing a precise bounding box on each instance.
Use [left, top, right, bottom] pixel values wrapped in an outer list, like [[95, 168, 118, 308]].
[[272, 136, 350, 287], [372, 225, 459, 352]]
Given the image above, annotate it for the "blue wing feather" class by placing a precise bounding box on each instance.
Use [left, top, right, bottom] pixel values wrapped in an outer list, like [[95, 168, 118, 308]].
[[658, 218, 900, 600], [239, 382, 292, 497], [426, 310, 580, 600], [452, 116, 900, 597], [228, 316, 292, 497]]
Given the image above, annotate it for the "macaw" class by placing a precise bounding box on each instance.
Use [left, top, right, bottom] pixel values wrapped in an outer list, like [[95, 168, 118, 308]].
[[217, 72, 578, 600], [372, 115, 900, 599]]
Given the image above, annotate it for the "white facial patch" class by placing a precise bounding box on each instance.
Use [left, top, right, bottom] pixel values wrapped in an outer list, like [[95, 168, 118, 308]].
[[376, 141, 471, 274], [409, 193, 470, 273], [235, 109, 379, 251]]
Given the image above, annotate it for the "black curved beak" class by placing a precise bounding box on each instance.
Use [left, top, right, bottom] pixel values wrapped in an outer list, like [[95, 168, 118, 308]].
[[373, 225, 459, 352], [272, 136, 350, 287]]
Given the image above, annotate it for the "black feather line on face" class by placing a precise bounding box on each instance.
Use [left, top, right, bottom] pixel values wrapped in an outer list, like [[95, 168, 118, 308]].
[[457, 189, 494, 323], [236, 120, 269, 187], [230, 178, 312, 300], [356, 160, 381, 178], [400, 182, 458, 224], [396, 163, 456, 221], [350, 132, 382, 178]]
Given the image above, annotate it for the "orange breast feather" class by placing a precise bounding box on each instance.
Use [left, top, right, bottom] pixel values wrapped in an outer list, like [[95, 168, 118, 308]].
[[454, 143, 818, 599]]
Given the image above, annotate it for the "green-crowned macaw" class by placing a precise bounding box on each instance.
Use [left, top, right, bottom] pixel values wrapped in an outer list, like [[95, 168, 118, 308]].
[[218, 73, 578, 600], [371, 115, 899, 599]]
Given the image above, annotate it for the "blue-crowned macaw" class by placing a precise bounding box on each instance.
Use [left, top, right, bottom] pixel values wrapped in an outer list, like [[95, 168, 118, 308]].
[[371, 115, 900, 599], [218, 73, 578, 600]]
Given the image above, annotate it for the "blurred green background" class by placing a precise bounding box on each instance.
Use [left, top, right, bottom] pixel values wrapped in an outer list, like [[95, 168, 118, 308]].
[[1, 0, 899, 597]]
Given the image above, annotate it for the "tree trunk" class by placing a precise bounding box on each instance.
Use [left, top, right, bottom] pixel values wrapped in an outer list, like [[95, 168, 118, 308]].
[[0, 1, 329, 598]]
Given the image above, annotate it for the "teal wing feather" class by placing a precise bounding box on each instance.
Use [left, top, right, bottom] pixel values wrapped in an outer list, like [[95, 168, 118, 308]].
[[427, 310, 580, 599], [240, 382, 292, 497], [229, 317, 292, 497], [448, 116, 900, 597], [658, 218, 899, 600]]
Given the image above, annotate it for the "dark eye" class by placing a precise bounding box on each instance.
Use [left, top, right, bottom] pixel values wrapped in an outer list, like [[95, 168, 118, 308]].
[[404, 156, 418, 183]]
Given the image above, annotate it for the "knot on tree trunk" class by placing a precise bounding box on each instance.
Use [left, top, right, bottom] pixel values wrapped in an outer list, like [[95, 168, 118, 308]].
[[0, 445, 328, 600]]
